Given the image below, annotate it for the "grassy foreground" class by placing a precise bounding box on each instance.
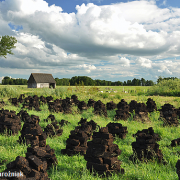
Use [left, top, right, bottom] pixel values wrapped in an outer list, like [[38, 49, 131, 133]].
[[0, 85, 179, 180]]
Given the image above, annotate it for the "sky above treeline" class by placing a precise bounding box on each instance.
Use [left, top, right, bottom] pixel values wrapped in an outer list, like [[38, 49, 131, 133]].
[[0, 0, 180, 83]]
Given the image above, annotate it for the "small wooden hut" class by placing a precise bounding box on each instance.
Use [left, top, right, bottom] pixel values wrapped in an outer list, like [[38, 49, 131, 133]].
[[27, 73, 56, 88]]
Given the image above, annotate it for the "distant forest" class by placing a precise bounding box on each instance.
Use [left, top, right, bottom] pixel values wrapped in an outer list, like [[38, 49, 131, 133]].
[[1, 76, 179, 86]]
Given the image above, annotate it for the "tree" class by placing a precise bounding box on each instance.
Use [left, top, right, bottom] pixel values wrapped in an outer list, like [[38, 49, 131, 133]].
[[0, 35, 17, 58]]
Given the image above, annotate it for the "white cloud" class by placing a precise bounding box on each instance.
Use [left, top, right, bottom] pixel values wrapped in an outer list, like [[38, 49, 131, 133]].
[[0, 0, 180, 81], [136, 57, 152, 68]]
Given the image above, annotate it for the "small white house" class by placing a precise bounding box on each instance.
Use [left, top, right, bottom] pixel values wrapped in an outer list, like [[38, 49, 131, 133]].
[[27, 73, 56, 88]]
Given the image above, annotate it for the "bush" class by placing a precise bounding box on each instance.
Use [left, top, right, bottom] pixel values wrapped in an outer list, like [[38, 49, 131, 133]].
[[147, 79, 180, 96]]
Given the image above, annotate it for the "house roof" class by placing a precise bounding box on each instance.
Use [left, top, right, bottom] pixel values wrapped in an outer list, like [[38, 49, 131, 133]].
[[27, 73, 56, 83]]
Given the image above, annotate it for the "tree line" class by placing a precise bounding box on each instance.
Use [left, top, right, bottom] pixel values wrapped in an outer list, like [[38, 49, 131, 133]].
[[1, 75, 179, 86], [55, 76, 155, 86], [1, 76, 27, 85]]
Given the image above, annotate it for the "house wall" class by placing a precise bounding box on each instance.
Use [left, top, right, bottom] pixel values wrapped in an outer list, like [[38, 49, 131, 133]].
[[37, 83, 49, 88], [28, 83, 37, 88]]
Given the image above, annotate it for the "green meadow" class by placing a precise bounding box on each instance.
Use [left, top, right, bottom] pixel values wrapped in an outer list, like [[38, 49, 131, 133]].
[[0, 84, 180, 179]]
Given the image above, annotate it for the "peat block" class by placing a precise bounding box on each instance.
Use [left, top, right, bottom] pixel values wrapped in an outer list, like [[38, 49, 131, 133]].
[[171, 138, 180, 147], [17, 110, 30, 122], [106, 101, 117, 110], [43, 114, 55, 122], [130, 127, 166, 164], [87, 99, 96, 108], [44, 121, 63, 137], [115, 99, 130, 120], [78, 101, 88, 110], [159, 103, 179, 126], [106, 122, 128, 139], [176, 160, 180, 180], [71, 95, 79, 106], [84, 127, 124, 177], [59, 119, 71, 127], [2, 145, 57, 179], [18, 115, 46, 147], [0, 109, 21, 135], [22, 95, 41, 111], [94, 100, 107, 117], [146, 98, 157, 112], [61, 118, 97, 156]]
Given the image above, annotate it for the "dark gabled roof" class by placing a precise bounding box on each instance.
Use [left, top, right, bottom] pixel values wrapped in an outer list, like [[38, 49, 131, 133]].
[[27, 73, 56, 83]]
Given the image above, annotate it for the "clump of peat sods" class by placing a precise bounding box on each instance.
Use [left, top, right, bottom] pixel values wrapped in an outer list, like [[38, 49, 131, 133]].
[[61, 118, 97, 156], [114, 99, 130, 120], [146, 98, 157, 112], [2, 114, 58, 179], [171, 138, 180, 147], [106, 101, 117, 110], [159, 103, 179, 126], [106, 122, 128, 139], [129, 99, 150, 123], [87, 99, 96, 108], [94, 100, 107, 117], [84, 127, 124, 177], [129, 127, 166, 164], [0, 109, 21, 135]]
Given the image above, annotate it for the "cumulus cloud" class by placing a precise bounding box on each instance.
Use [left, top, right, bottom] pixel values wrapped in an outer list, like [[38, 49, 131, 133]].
[[0, 0, 180, 81], [136, 57, 152, 68]]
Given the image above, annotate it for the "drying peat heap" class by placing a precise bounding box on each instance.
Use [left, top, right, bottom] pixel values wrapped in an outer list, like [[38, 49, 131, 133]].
[[2, 114, 58, 179], [171, 138, 180, 147], [17, 110, 30, 122], [106, 101, 117, 110], [22, 95, 41, 111], [146, 98, 157, 112], [0, 109, 21, 135], [9, 94, 25, 106], [94, 100, 107, 117], [48, 98, 72, 114], [71, 94, 80, 106], [115, 99, 130, 120], [87, 99, 96, 108], [158, 103, 179, 126], [84, 127, 124, 177], [176, 160, 180, 180], [106, 122, 128, 139], [129, 127, 166, 164], [78, 101, 88, 111], [61, 118, 97, 156], [43, 114, 63, 137]]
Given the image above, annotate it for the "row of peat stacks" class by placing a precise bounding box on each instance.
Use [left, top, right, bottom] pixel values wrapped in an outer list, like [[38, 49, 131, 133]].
[[0, 109, 21, 135], [84, 127, 124, 177], [129, 127, 166, 164], [114, 98, 157, 122], [2, 113, 58, 179], [61, 118, 97, 156]]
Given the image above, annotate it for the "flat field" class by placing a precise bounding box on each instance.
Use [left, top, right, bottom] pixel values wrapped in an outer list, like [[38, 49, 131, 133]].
[[0, 85, 180, 180]]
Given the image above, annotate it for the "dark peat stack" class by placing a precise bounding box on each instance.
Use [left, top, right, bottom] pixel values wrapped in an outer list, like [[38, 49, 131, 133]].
[[0, 109, 21, 135], [171, 138, 180, 147], [106, 101, 117, 110], [146, 98, 157, 112], [130, 127, 165, 164], [87, 99, 96, 108], [106, 122, 128, 139], [61, 118, 97, 156], [84, 127, 124, 177], [94, 100, 107, 117], [115, 99, 130, 120], [159, 103, 179, 126]]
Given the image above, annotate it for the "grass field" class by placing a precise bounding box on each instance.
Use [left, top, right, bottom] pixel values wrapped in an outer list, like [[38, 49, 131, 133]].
[[0, 85, 180, 179]]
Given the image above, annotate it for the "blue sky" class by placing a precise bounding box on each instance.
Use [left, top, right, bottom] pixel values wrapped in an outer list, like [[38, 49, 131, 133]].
[[0, 0, 180, 83]]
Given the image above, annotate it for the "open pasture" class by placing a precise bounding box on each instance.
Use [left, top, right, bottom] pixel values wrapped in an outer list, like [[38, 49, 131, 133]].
[[0, 85, 180, 179]]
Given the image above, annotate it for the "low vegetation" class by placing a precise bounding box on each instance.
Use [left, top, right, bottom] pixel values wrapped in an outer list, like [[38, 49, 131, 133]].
[[0, 84, 179, 179]]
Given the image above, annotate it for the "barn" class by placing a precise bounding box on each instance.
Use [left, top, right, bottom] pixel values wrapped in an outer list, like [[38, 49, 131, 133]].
[[27, 73, 56, 88]]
